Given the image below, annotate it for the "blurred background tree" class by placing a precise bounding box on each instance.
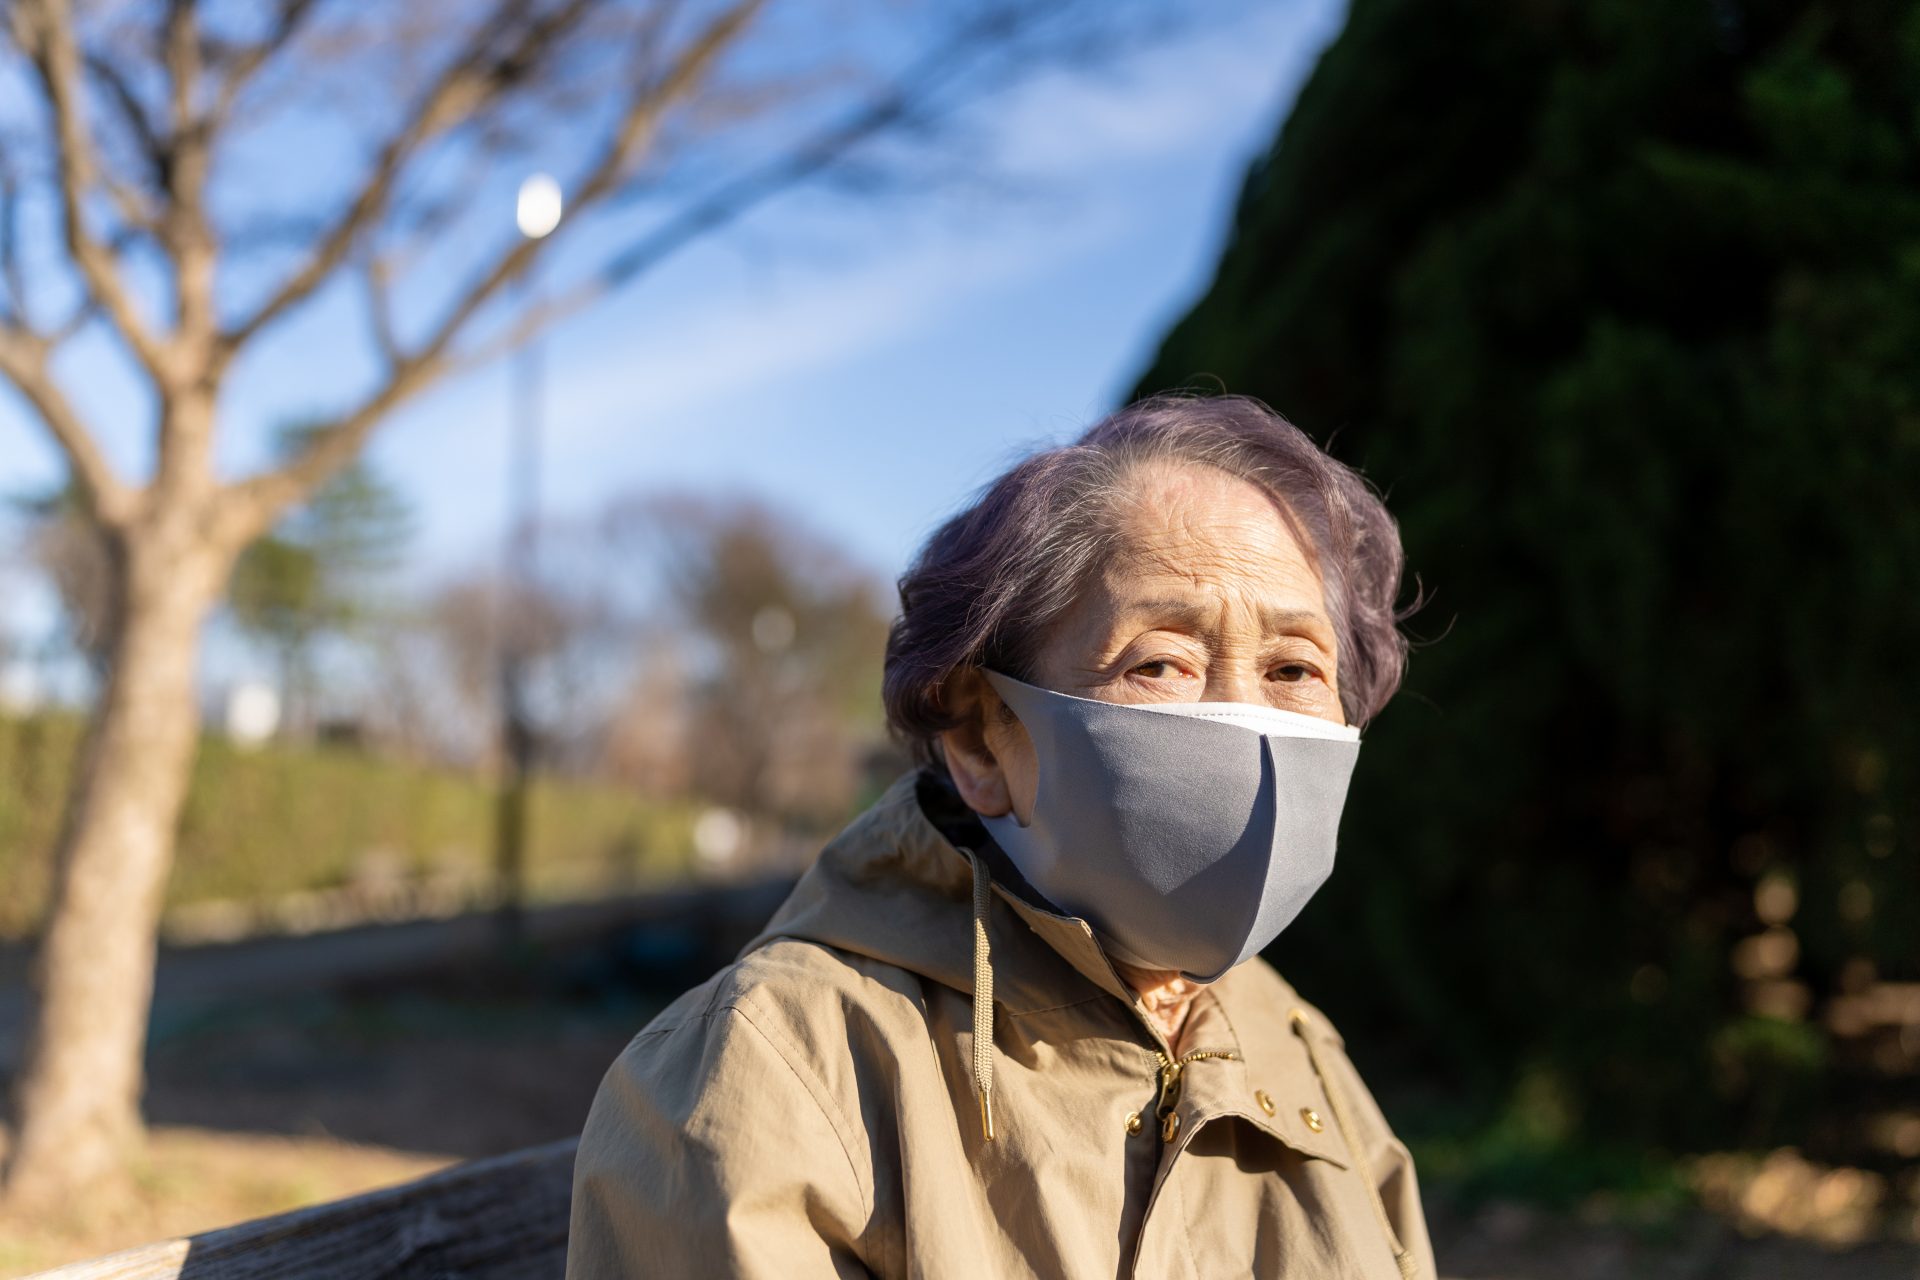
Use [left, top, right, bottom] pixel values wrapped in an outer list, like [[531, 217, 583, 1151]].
[[226, 423, 415, 736], [1135, 0, 1920, 1198], [15, 486, 115, 674], [600, 491, 895, 833]]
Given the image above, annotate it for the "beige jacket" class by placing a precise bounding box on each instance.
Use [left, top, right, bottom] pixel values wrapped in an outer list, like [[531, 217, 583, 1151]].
[[567, 770, 1436, 1279]]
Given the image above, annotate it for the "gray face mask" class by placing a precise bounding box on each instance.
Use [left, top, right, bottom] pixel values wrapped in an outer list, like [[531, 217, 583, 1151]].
[[977, 669, 1361, 983]]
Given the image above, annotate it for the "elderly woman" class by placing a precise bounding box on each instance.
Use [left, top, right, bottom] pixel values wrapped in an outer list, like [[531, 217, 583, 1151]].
[[566, 394, 1435, 1279]]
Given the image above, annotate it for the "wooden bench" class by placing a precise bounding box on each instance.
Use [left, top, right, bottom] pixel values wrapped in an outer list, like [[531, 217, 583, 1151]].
[[23, 878, 804, 1278], [29, 1137, 579, 1279]]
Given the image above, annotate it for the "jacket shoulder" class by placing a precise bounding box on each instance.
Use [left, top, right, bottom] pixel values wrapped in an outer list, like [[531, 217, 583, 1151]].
[[642, 936, 931, 1047], [1227, 955, 1348, 1049], [588, 938, 928, 1205], [570, 948, 881, 1276], [616, 938, 933, 1151]]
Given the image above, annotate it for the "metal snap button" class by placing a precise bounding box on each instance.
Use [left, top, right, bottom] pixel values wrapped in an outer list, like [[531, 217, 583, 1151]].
[[1300, 1107, 1325, 1133], [1254, 1089, 1276, 1116], [1125, 1111, 1143, 1136], [1160, 1111, 1181, 1142]]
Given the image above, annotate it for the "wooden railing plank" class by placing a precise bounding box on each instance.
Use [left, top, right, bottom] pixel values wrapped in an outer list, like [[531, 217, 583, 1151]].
[[28, 1136, 579, 1280]]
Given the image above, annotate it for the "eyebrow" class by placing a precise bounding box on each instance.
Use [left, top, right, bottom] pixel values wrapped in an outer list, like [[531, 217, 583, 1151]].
[[1120, 597, 1332, 637]]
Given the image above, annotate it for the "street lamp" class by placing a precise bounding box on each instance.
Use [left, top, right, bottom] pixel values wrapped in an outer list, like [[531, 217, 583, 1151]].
[[516, 173, 563, 239], [496, 173, 561, 946]]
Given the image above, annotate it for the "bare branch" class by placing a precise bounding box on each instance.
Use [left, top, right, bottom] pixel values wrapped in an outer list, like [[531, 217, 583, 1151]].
[[163, 0, 218, 356], [220, 0, 769, 538], [451, 283, 588, 377], [456, 39, 957, 372], [164, 0, 200, 132], [216, 211, 333, 256], [0, 155, 26, 325], [208, 0, 321, 118], [0, 327, 134, 525], [77, 33, 171, 238], [221, 0, 1098, 547], [361, 256, 400, 367], [48, 300, 97, 346], [364, 129, 508, 271], [13, 0, 173, 382], [83, 49, 166, 190], [99, 168, 164, 240], [594, 6, 1031, 292], [210, 361, 431, 552], [217, 0, 600, 366]]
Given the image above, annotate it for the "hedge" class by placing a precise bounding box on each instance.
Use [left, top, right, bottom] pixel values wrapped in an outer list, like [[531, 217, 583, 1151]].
[[0, 712, 698, 938]]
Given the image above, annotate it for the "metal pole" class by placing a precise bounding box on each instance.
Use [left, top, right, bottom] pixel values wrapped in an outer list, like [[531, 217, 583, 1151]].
[[495, 272, 542, 946]]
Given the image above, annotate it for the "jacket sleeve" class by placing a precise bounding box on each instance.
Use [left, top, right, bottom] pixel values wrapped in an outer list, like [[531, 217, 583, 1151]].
[[565, 1000, 875, 1280]]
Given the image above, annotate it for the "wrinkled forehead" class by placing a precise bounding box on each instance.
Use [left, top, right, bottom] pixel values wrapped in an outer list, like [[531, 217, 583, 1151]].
[[1104, 461, 1324, 589], [1071, 461, 1333, 640]]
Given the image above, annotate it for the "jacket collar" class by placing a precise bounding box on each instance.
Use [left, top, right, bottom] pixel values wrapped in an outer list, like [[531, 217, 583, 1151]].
[[744, 767, 1353, 1167]]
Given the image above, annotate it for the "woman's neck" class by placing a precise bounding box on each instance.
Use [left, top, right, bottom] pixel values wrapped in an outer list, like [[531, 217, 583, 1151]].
[[1114, 962, 1203, 1051]]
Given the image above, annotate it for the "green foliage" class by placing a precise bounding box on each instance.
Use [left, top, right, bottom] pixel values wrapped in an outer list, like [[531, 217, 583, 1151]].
[[228, 535, 324, 643], [1133, 0, 1920, 1163], [1408, 1063, 1696, 1214], [0, 712, 697, 938], [226, 421, 415, 719]]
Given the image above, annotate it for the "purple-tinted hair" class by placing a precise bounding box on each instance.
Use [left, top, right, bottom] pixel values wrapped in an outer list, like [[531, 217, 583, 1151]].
[[883, 392, 1416, 762]]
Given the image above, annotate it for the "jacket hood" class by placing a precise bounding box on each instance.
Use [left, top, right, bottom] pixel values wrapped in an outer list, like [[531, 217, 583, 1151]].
[[742, 768, 1140, 1018]]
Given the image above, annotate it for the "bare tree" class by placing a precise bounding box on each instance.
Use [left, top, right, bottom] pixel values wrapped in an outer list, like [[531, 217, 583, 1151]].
[[0, 0, 1189, 1207], [427, 552, 637, 765], [430, 527, 663, 929], [426, 491, 891, 823], [604, 490, 893, 831], [15, 486, 116, 672]]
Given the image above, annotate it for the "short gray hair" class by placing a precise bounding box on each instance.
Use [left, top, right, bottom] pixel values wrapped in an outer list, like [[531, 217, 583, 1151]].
[[883, 392, 1416, 762]]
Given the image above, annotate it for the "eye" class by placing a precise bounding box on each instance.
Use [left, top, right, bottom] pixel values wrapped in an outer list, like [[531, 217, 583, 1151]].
[[1131, 659, 1184, 680], [1269, 662, 1319, 684]]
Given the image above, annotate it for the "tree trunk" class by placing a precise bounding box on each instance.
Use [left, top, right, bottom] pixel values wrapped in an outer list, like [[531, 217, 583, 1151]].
[[1, 528, 224, 1211]]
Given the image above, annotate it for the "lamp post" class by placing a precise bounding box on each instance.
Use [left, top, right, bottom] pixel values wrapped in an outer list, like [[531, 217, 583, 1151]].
[[496, 173, 562, 946]]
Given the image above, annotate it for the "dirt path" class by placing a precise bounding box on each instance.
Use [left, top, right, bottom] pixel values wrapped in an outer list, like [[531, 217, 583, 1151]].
[[0, 880, 793, 1072]]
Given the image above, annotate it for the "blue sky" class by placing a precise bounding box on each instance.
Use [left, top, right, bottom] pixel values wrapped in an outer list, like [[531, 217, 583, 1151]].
[[2, 1, 1343, 626]]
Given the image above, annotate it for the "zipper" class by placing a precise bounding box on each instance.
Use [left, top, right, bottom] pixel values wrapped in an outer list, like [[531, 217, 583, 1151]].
[[1152, 1048, 1239, 1141]]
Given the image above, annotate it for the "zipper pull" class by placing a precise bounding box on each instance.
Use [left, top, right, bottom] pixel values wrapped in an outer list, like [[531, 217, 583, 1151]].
[[1155, 1059, 1185, 1140], [1153, 1050, 1238, 1143]]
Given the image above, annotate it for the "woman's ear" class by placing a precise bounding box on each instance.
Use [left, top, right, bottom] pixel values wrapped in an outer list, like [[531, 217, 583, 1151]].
[[937, 667, 1013, 819]]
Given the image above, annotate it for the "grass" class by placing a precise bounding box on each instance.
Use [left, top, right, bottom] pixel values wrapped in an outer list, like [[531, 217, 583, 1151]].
[[0, 711, 700, 938]]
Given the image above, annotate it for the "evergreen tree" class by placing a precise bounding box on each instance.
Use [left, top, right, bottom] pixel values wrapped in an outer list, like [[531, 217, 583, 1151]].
[[1134, 0, 1920, 1174], [227, 424, 413, 735]]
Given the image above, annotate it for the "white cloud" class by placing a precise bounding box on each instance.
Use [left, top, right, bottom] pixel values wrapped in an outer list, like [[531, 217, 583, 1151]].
[[541, 216, 1113, 452], [523, 2, 1341, 446]]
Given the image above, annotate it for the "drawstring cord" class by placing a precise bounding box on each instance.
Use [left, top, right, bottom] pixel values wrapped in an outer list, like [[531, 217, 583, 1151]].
[[967, 848, 996, 1141], [959, 850, 1408, 1270], [1291, 1008, 1419, 1280], [960, 854, 1413, 1280]]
